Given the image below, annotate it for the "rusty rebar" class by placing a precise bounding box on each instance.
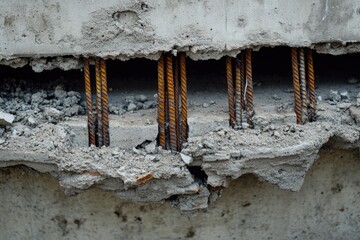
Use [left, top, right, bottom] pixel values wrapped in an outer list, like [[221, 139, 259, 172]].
[[306, 49, 316, 121], [95, 58, 104, 147], [174, 56, 181, 150], [226, 57, 235, 128], [291, 48, 302, 124], [83, 58, 96, 146], [166, 54, 177, 151], [157, 54, 166, 148], [179, 53, 188, 144], [299, 48, 308, 123], [100, 59, 110, 147], [245, 49, 254, 128], [240, 52, 246, 110], [235, 56, 242, 128]]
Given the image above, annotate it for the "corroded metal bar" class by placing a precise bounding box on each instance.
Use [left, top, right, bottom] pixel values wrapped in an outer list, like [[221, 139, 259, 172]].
[[245, 49, 254, 128], [83, 58, 96, 146], [166, 54, 177, 151], [180, 53, 188, 144], [299, 48, 308, 122], [174, 56, 181, 150], [100, 59, 110, 147], [306, 49, 317, 121], [291, 48, 302, 124], [226, 57, 235, 128], [95, 58, 104, 147], [235, 56, 242, 128], [157, 54, 166, 148], [240, 52, 246, 110]]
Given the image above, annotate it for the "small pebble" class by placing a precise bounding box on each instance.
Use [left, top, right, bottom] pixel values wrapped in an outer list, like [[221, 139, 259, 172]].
[[271, 94, 281, 100], [202, 103, 209, 108]]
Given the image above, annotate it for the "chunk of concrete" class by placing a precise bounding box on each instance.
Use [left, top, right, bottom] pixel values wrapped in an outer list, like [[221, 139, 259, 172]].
[[0, 111, 15, 126]]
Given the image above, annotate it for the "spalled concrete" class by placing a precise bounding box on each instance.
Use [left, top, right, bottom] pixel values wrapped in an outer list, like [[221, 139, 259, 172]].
[[0, 147, 359, 239], [1, 0, 360, 71]]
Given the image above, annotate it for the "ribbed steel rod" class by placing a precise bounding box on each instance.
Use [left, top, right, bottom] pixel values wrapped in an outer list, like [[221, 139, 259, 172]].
[[100, 59, 110, 147], [245, 49, 254, 128], [306, 49, 316, 121], [166, 54, 177, 151], [291, 48, 302, 124], [226, 57, 235, 128], [157, 54, 166, 148], [299, 48, 308, 122], [173, 56, 181, 150], [240, 52, 246, 110], [83, 58, 96, 146], [95, 58, 104, 147], [179, 53, 188, 144], [235, 57, 242, 128]]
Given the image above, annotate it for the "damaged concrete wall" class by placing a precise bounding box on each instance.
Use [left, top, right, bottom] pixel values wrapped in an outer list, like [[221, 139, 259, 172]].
[[1, 0, 360, 65], [0, 148, 359, 239]]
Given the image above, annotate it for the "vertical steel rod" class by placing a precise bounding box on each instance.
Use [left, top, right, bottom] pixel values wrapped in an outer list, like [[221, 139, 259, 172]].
[[157, 54, 166, 148], [95, 58, 104, 147], [299, 48, 308, 122], [83, 58, 96, 146], [291, 48, 302, 124], [226, 57, 235, 128], [306, 49, 316, 121], [235, 57, 242, 128], [180, 53, 188, 144], [174, 56, 181, 151], [245, 49, 254, 128], [166, 54, 177, 151], [240, 52, 246, 111], [100, 59, 110, 146]]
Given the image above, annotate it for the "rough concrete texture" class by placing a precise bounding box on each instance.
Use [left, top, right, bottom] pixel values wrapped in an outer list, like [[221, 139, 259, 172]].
[[0, 148, 359, 239], [1, 0, 360, 70]]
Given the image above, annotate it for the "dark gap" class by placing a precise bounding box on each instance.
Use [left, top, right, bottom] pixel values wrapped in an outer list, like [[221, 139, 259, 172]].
[[186, 166, 208, 184]]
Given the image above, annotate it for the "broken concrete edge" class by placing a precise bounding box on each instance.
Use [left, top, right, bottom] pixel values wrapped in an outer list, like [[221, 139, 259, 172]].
[[0, 123, 358, 211], [1, 42, 360, 72]]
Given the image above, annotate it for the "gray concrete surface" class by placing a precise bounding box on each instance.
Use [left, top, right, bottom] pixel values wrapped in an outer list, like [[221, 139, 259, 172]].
[[1, 0, 360, 68], [0, 148, 359, 240]]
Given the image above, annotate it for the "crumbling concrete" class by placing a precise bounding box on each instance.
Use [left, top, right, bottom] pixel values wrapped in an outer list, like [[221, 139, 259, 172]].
[[1, 0, 360, 71], [0, 147, 359, 239]]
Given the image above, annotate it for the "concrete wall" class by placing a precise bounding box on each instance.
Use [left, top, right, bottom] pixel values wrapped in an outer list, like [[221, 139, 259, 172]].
[[1, 148, 359, 240], [1, 0, 360, 61]]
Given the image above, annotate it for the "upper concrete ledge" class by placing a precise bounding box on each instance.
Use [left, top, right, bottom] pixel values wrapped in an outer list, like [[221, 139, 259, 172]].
[[1, 0, 360, 61]]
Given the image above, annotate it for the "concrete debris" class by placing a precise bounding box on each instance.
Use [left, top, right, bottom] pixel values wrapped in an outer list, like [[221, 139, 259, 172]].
[[0, 139, 5, 145], [347, 78, 358, 84], [357, 93, 360, 107], [135, 95, 148, 103], [145, 141, 157, 154], [0, 111, 15, 126], [202, 103, 209, 108], [180, 153, 193, 165], [127, 102, 137, 112], [271, 94, 281, 100], [339, 91, 350, 101], [329, 90, 341, 102]]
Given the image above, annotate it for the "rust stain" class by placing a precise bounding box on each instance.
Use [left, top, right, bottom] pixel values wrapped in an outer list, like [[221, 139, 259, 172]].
[[136, 172, 154, 185]]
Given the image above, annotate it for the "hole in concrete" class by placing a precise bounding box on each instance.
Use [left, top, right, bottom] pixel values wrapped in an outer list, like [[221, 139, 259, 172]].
[[186, 166, 208, 184]]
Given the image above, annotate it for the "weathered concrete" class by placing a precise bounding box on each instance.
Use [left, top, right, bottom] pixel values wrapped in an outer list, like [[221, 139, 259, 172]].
[[0, 148, 359, 239], [1, 0, 360, 69]]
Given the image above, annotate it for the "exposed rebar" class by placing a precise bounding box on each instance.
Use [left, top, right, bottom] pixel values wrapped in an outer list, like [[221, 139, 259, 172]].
[[83, 58, 96, 146], [100, 59, 110, 147], [235, 56, 242, 129], [245, 49, 254, 128], [226, 57, 235, 128], [306, 49, 317, 121], [299, 48, 308, 123], [179, 53, 188, 144], [157, 54, 166, 148], [95, 58, 104, 147], [166, 54, 177, 151], [291, 48, 302, 124], [174, 56, 181, 150], [240, 52, 246, 110]]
